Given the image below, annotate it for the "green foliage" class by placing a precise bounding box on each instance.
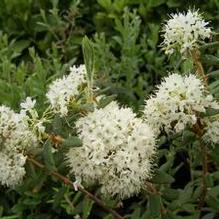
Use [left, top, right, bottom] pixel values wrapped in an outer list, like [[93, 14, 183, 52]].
[[1, 0, 219, 219], [0, 33, 70, 109], [82, 36, 95, 101]]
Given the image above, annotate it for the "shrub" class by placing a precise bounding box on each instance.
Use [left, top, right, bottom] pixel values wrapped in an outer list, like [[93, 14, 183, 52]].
[[1, 1, 219, 219]]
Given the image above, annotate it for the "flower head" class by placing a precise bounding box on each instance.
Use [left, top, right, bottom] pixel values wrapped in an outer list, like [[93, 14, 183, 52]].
[[0, 152, 26, 187], [0, 105, 38, 187], [66, 101, 156, 199], [161, 9, 212, 55], [20, 97, 36, 113], [46, 65, 86, 116], [20, 97, 48, 142], [203, 116, 219, 145], [143, 73, 219, 135], [0, 105, 37, 153]]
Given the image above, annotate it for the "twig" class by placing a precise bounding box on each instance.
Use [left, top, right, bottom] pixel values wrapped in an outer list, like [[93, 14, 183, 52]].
[[199, 139, 208, 209], [190, 48, 209, 210], [145, 181, 161, 195], [190, 49, 208, 87], [193, 120, 208, 210], [27, 156, 124, 219]]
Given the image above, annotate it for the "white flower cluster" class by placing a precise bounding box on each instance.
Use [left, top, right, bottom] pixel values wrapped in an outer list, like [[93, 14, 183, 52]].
[[0, 105, 37, 187], [161, 9, 211, 55], [67, 101, 156, 199], [203, 117, 219, 145], [0, 152, 26, 187], [143, 73, 219, 136], [46, 65, 86, 116], [20, 97, 47, 140]]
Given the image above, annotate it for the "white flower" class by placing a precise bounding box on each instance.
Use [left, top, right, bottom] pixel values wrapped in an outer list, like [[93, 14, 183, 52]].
[[0, 105, 38, 187], [66, 101, 156, 199], [20, 97, 48, 141], [203, 117, 219, 145], [161, 9, 212, 55], [0, 152, 26, 187], [143, 73, 219, 135], [0, 105, 38, 152], [35, 121, 46, 133], [20, 97, 36, 113], [46, 65, 86, 116]]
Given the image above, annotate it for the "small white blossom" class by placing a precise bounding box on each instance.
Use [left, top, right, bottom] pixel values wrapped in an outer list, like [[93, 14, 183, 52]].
[[67, 101, 156, 199], [0, 152, 26, 187], [0, 105, 38, 187], [35, 121, 46, 133], [20, 97, 36, 113], [46, 65, 86, 116], [0, 106, 38, 152], [143, 73, 219, 135], [203, 117, 219, 145], [20, 97, 48, 142], [161, 9, 212, 55]]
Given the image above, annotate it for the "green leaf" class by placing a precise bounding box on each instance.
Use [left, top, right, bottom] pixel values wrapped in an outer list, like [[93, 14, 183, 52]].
[[162, 188, 179, 201], [209, 81, 219, 95], [52, 187, 66, 209], [208, 80, 219, 90], [148, 0, 165, 8], [202, 213, 216, 219], [97, 0, 112, 10], [208, 185, 219, 198], [167, 0, 181, 7], [42, 141, 56, 171], [203, 108, 219, 117], [149, 194, 161, 219], [13, 40, 30, 56], [200, 41, 219, 50], [82, 36, 95, 88], [178, 184, 193, 205], [52, 115, 63, 134], [181, 203, 195, 213], [208, 70, 219, 78], [182, 59, 193, 73], [61, 136, 82, 148], [79, 103, 95, 112], [207, 194, 219, 211], [202, 55, 219, 66], [131, 207, 141, 219], [0, 206, 3, 217], [206, 175, 214, 188], [151, 170, 175, 184], [163, 210, 177, 219], [113, 0, 127, 12], [0, 216, 19, 219], [211, 171, 219, 180], [82, 198, 94, 219], [211, 146, 219, 163], [98, 95, 116, 108]]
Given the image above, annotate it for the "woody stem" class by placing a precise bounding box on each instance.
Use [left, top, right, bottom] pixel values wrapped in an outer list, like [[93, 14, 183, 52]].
[[27, 156, 124, 219]]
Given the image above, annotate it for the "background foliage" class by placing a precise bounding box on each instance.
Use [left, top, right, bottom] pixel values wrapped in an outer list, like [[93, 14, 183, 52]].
[[1, 0, 219, 218]]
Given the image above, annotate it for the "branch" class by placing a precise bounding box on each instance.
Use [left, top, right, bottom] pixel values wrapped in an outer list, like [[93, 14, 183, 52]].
[[190, 48, 209, 209], [190, 49, 208, 87], [193, 121, 208, 209], [27, 156, 124, 219], [198, 139, 208, 209], [145, 181, 161, 195]]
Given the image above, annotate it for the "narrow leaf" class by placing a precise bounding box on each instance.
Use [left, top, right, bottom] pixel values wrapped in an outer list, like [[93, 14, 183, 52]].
[[82, 36, 94, 88], [61, 136, 82, 148]]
